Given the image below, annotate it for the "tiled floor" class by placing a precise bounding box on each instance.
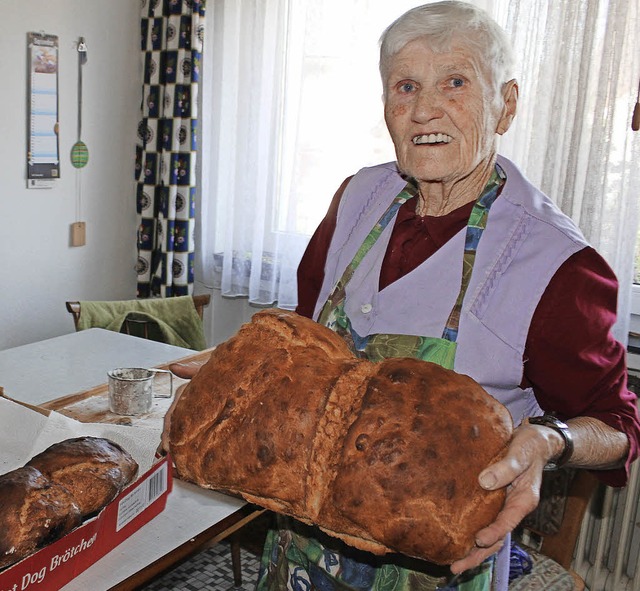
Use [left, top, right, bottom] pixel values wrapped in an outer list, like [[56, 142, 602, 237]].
[[141, 542, 261, 591]]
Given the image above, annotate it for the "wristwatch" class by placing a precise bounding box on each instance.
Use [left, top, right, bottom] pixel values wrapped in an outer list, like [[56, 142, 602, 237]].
[[527, 414, 574, 471]]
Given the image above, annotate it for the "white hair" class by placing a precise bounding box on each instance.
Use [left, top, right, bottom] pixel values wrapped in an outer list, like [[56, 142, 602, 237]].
[[379, 1, 515, 99]]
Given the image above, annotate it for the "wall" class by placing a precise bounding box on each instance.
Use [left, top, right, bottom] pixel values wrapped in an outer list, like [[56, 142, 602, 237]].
[[203, 290, 264, 346], [0, 0, 140, 350]]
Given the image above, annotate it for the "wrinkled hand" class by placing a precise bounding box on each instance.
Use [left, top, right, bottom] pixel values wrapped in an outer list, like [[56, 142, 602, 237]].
[[168, 360, 203, 380], [449, 422, 560, 574]]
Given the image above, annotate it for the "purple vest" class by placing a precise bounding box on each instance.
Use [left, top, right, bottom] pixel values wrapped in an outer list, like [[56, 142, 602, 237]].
[[313, 155, 588, 426]]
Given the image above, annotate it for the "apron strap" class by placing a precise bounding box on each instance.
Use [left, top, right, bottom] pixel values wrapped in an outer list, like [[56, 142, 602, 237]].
[[442, 166, 505, 341]]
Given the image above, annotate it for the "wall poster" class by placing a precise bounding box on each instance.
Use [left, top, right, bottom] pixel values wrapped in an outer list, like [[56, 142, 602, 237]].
[[27, 32, 60, 188]]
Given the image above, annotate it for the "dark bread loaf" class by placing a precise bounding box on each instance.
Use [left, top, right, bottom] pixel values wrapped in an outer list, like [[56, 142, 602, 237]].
[[0, 437, 138, 570], [26, 436, 139, 518], [169, 309, 513, 564], [0, 466, 82, 569]]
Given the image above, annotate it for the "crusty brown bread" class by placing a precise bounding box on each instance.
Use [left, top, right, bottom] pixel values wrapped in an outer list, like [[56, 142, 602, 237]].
[[0, 466, 82, 569], [26, 436, 139, 518], [169, 309, 513, 564]]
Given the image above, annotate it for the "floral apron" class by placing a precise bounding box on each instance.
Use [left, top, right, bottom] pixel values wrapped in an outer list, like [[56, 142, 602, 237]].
[[257, 167, 506, 591]]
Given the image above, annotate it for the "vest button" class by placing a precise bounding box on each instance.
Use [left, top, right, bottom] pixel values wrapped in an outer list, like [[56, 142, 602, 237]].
[[360, 303, 373, 314]]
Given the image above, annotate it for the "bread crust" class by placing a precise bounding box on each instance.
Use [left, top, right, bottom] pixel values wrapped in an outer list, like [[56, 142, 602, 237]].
[[169, 309, 513, 564], [0, 466, 82, 569], [26, 436, 139, 518]]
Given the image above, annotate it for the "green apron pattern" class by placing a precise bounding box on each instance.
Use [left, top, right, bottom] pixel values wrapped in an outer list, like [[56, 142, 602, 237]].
[[257, 166, 506, 591]]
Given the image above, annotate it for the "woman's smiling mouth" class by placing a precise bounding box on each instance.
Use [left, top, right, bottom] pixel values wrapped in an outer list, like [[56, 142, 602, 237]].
[[412, 133, 453, 145]]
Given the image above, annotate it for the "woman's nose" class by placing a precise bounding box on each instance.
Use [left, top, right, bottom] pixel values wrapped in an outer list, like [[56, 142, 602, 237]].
[[412, 89, 444, 122]]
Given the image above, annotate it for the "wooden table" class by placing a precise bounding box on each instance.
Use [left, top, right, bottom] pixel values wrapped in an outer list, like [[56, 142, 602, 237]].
[[0, 329, 264, 591]]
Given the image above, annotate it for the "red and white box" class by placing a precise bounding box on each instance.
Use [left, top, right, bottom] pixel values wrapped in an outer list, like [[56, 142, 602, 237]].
[[0, 397, 172, 591]]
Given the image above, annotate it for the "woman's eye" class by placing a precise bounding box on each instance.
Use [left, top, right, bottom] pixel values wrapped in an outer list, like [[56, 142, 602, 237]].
[[399, 81, 416, 93], [449, 77, 465, 88]]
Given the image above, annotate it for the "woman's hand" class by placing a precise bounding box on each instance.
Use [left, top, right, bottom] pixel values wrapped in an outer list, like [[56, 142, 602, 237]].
[[168, 360, 204, 380], [449, 421, 563, 574], [450, 415, 629, 574]]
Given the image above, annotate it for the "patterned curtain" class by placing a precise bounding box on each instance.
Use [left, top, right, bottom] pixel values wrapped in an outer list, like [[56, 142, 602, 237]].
[[135, 0, 205, 298]]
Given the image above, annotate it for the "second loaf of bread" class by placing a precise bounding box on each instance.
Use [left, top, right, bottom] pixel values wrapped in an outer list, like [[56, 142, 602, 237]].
[[169, 309, 513, 565], [26, 436, 139, 518]]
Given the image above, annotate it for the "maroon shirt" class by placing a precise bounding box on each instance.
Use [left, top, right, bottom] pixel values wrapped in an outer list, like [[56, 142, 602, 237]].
[[296, 177, 640, 486]]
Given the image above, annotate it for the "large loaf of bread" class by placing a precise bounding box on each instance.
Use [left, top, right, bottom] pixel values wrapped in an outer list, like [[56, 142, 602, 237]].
[[169, 309, 513, 565]]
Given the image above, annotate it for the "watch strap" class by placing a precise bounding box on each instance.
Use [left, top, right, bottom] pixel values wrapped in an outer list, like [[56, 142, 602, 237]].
[[527, 414, 574, 471]]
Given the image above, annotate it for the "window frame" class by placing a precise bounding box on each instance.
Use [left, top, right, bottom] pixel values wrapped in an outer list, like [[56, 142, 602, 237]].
[[628, 285, 640, 371]]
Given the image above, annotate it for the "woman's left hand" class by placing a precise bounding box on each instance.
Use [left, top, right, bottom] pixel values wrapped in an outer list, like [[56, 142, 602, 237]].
[[449, 422, 562, 574]]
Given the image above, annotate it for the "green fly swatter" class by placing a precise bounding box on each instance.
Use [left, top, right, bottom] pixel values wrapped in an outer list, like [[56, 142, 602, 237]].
[[71, 38, 88, 168]]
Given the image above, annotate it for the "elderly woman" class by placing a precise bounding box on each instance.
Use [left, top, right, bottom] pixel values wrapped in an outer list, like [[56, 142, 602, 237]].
[[252, 2, 640, 591]]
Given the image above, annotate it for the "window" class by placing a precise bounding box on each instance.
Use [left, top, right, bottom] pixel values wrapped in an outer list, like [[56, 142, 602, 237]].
[[199, 0, 420, 307], [199, 0, 640, 342], [630, 231, 640, 340]]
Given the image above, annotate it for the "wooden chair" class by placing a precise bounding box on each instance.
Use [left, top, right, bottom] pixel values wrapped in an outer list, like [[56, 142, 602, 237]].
[[220, 510, 274, 588], [510, 469, 599, 590], [66, 294, 211, 336]]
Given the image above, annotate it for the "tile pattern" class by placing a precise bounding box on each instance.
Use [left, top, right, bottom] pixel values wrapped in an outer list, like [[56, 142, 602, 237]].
[[142, 542, 261, 591]]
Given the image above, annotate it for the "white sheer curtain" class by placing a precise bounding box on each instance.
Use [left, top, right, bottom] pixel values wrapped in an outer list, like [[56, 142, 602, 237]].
[[497, 0, 640, 343], [198, 0, 419, 310], [198, 0, 640, 341]]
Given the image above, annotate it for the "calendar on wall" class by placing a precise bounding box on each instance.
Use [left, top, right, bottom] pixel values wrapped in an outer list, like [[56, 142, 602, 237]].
[[27, 32, 60, 188]]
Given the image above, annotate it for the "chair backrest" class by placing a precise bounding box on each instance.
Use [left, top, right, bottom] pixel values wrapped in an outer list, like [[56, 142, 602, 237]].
[[519, 468, 599, 570], [540, 470, 598, 570], [65, 294, 211, 332]]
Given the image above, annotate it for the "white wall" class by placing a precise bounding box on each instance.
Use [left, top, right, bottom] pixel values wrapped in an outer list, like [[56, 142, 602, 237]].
[[0, 0, 140, 350], [203, 290, 264, 346]]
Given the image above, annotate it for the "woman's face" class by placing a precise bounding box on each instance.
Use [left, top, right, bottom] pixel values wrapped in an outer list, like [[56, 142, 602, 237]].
[[383, 37, 515, 186]]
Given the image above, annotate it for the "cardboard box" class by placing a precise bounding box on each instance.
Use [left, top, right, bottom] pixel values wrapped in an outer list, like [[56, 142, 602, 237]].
[[0, 398, 172, 591]]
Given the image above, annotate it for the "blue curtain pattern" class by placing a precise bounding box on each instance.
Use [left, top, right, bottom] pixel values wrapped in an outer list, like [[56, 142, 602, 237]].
[[136, 0, 205, 298]]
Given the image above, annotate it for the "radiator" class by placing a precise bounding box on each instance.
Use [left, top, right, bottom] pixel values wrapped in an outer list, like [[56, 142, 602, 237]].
[[572, 371, 640, 591], [573, 459, 640, 591]]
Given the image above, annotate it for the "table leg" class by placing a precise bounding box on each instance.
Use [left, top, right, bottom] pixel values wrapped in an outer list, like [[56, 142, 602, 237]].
[[231, 534, 242, 587]]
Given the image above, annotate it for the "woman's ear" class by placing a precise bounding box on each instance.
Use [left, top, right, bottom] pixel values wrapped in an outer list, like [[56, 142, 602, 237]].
[[496, 79, 518, 136]]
